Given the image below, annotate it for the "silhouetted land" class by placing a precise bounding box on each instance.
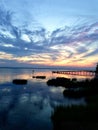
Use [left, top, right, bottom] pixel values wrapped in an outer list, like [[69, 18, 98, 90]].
[[47, 76, 98, 130], [51, 100, 98, 130], [47, 77, 98, 98]]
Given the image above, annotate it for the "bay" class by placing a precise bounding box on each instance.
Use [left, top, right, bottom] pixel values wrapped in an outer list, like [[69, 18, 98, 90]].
[[0, 68, 93, 130]]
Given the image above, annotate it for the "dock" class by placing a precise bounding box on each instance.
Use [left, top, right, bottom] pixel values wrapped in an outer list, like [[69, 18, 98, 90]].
[[52, 70, 95, 76]]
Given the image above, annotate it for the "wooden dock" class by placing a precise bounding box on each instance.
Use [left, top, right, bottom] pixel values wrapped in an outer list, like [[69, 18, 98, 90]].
[[52, 70, 95, 76]]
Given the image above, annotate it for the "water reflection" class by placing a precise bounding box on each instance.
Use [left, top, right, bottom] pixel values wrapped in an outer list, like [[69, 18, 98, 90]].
[[0, 69, 31, 83], [0, 93, 52, 130], [0, 68, 91, 130]]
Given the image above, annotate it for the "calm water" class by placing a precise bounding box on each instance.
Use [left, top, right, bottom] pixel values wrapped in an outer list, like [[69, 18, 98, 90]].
[[0, 68, 94, 130]]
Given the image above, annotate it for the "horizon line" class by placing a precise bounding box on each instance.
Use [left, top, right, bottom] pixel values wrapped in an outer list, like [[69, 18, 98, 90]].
[[0, 66, 95, 70]]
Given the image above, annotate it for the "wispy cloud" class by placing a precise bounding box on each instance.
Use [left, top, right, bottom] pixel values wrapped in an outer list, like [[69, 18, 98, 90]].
[[0, 6, 98, 68]]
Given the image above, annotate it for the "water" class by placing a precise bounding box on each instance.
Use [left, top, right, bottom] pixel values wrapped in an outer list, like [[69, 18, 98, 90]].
[[0, 68, 93, 130]]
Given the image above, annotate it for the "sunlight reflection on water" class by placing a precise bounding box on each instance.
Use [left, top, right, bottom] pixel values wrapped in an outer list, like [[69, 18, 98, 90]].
[[0, 68, 92, 130]]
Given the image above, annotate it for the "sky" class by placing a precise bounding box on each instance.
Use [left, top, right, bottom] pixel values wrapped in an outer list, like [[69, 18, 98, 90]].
[[0, 0, 98, 69]]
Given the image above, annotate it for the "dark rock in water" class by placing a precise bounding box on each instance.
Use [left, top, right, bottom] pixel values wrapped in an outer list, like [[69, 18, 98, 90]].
[[32, 76, 46, 79], [71, 78, 77, 82], [12, 79, 27, 85], [47, 77, 71, 87]]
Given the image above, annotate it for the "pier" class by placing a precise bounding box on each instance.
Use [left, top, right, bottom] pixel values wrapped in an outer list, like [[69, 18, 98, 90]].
[[52, 70, 95, 76]]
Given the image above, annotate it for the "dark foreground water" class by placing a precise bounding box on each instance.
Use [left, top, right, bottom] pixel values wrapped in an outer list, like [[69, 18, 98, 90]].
[[0, 68, 93, 130]]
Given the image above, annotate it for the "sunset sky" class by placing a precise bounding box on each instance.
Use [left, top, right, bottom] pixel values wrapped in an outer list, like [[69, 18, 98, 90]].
[[0, 0, 98, 68]]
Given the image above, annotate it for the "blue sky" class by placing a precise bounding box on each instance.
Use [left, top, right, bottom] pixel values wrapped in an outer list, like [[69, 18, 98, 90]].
[[0, 0, 98, 68]]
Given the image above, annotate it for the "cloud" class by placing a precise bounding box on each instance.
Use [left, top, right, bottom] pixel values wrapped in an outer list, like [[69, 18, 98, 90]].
[[0, 7, 98, 67], [83, 48, 98, 58], [0, 8, 12, 26]]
